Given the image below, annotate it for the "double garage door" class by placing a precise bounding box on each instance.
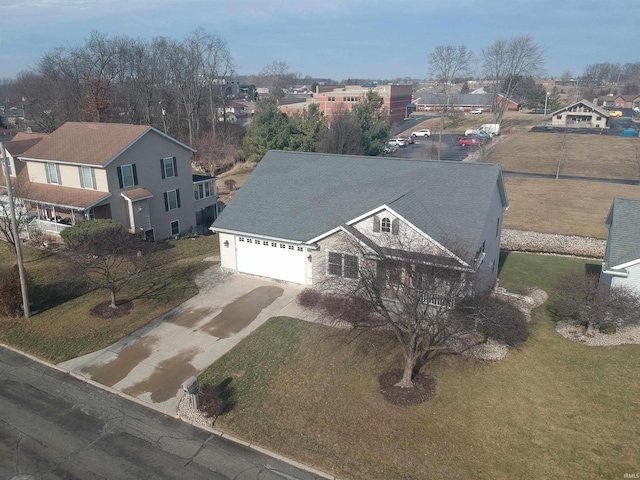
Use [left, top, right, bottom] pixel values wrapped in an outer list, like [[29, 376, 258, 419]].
[[236, 237, 307, 284]]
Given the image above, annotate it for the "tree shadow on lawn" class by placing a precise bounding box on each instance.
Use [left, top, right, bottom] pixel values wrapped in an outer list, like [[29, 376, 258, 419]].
[[29, 279, 92, 314]]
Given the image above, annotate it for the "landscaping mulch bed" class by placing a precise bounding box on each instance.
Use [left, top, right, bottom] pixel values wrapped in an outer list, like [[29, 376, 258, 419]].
[[90, 300, 133, 319], [379, 369, 437, 406]]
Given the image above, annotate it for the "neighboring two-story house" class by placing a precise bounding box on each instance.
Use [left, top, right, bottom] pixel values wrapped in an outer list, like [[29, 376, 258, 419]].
[[8, 122, 216, 240], [211, 151, 508, 295]]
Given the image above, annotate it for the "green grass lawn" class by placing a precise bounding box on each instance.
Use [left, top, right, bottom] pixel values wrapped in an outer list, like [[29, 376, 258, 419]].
[[0, 234, 219, 363], [199, 252, 639, 480]]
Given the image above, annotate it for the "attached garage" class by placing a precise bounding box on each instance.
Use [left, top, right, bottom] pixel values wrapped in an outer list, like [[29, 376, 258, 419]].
[[235, 236, 307, 284]]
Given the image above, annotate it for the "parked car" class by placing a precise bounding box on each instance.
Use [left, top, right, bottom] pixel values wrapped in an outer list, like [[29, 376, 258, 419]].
[[470, 109, 483, 114], [634, 107, 640, 113], [384, 144, 399, 154], [465, 129, 480, 136], [411, 129, 431, 137], [399, 136, 414, 145], [609, 110, 623, 117], [458, 136, 483, 146], [388, 138, 409, 147]]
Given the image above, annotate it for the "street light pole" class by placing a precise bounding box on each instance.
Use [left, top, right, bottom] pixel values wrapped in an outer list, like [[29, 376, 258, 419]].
[[544, 91, 550, 116], [0, 142, 30, 318]]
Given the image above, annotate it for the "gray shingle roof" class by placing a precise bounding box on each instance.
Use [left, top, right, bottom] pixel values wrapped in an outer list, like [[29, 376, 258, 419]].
[[212, 151, 507, 263], [605, 197, 640, 267]]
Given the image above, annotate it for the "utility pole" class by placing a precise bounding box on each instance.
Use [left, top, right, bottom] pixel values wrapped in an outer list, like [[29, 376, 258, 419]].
[[0, 141, 30, 318]]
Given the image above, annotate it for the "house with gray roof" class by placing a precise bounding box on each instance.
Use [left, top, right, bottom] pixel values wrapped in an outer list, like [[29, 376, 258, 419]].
[[211, 151, 508, 292], [600, 197, 640, 293]]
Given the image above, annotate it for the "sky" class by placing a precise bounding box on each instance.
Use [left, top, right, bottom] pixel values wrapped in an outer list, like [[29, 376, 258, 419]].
[[1, 0, 638, 81]]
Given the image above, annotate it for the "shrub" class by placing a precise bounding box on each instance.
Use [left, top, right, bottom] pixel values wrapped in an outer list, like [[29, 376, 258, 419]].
[[599, 322, 617, 334], [198, 384, 224, 419], [297, 288, 321, 308]]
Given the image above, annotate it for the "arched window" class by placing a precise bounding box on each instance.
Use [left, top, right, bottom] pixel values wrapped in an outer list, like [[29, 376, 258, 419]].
[[381, 217, 391, 233]]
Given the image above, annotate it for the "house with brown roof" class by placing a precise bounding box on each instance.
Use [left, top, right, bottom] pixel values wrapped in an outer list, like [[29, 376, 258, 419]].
[[597, 94, 639, 109], [8, 122, 217, 240]]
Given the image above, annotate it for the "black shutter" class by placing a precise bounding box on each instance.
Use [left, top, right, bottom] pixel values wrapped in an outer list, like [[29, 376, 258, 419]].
[[117, 166, 123, 188], [173, 157, 178, 176], [164, 192, 169, 211], [373, 215, 380, 232], [391, 218, 399, 235], [160, 158, 165, 179], [132, 164, 138, 185], [176, 189, 181, 208]]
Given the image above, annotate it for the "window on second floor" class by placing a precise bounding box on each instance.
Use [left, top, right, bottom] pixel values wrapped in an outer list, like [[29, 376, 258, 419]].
[[161, 157, 177, 179], [45, 163, 60, 185], [117, 164, 138, 189], [164, 189, 181, 211], [194, 181, 214, 201], [79, 166, 96, 189]]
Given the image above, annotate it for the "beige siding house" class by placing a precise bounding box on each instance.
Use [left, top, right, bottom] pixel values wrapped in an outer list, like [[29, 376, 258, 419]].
[[550, 99, 610, 128], [11, 122, 217, 240]]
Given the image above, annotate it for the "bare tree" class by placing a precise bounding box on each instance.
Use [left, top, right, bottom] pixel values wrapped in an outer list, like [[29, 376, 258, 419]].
[[193, 124, 243, 176], [428, 45, 473, 160], [550, 272, 640, 336], [317, 106, 363, 155], [259, 61, 291, 101], [299, 232, 513, 389], [60, 219, 162, 308], [482, 35, 545, 123]]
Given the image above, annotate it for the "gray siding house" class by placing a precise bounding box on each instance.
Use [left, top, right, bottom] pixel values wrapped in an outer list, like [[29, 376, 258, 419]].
[[600, 197, 640, 293], [12, 122, 217, 240], [212, 151, 508, 294]]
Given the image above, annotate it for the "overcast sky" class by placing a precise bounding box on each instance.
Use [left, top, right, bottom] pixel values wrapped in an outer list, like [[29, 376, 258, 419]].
[[1, 0, 637, 81]]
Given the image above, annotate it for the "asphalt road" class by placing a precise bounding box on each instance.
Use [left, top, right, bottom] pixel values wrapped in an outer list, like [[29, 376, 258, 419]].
[[0, 346, 328, 480]]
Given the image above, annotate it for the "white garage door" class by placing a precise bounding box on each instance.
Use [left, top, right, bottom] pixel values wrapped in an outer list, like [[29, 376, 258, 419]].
[[236, 237, 307, 284]]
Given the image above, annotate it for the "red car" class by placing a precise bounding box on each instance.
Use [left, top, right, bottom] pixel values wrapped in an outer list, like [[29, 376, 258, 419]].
[[458, 136, 483, 146]]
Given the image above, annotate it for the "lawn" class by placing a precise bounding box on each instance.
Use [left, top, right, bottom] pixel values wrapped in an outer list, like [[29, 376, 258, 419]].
[[199, 252, 639, 480], [0, 234, 219, 363]]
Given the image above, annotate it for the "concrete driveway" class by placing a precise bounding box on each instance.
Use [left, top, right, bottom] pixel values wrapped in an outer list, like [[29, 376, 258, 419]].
[[59, 261, 311, 415]]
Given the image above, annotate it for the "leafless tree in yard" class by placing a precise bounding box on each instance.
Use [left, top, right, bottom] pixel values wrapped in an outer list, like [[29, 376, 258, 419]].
[[60, 219, 165, 308], [482, 35, 545, 124], [428, 45, 473, 161], [550, 272, 640, 336], [193, 124, 243, 176], [317, 106, 363, 155], [299, 232, 522, 391]]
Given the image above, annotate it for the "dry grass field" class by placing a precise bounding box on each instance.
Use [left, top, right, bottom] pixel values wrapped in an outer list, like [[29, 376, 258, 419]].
[[491, 132, 640, 179], [405, 111, 640, 238]]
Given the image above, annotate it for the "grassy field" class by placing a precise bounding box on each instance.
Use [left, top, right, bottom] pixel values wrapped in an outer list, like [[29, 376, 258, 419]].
[[0, 235, 219, 363], [403, 111, 640, 238], [199, 253, 639, 480]]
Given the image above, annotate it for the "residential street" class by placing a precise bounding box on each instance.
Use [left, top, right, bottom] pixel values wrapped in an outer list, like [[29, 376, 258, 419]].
[[0, 346, 329, 479]]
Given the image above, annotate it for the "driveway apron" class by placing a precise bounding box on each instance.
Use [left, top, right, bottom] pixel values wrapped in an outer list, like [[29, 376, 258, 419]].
[[58, 265, 308, 415]]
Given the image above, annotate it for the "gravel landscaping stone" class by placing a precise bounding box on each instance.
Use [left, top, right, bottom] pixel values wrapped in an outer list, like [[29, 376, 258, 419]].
[[501, 229, 605, 258]]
